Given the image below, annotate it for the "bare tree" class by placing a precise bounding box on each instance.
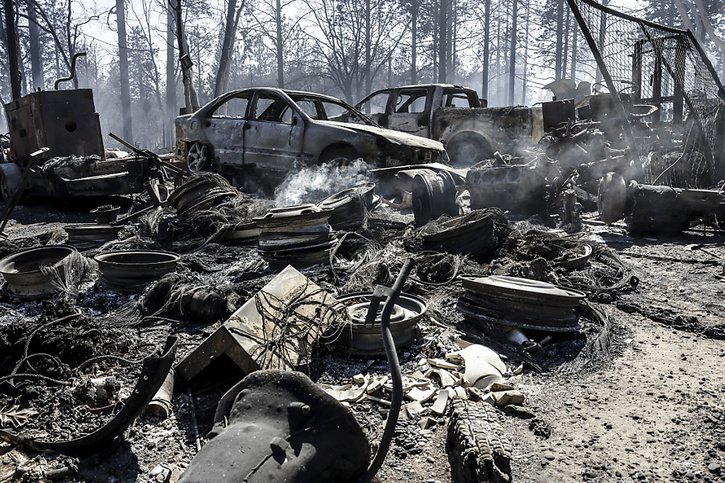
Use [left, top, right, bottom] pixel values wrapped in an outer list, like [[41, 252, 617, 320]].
[[214, 0, 245, 96], [115, 0, 133, 142]]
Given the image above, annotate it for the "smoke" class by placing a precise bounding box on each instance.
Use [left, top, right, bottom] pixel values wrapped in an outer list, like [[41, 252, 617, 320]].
[[274, 159, 371, 207]]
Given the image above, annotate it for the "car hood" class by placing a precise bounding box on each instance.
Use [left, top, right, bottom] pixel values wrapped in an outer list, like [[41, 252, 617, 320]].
[[317, 121, 445, 151]]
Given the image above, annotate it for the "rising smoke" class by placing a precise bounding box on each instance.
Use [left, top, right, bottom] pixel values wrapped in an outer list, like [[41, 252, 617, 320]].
[[274, 159, 370, 206]]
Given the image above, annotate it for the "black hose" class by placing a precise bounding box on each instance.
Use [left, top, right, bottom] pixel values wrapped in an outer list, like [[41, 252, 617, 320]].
[[358, 257, 415, 483]]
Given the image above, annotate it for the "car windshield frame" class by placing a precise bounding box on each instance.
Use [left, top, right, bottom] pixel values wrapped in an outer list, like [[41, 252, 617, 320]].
[[289, 94, 378, 126]]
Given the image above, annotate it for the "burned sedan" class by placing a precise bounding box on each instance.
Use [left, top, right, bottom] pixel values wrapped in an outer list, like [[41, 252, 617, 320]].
[[175, 87, 447, 180]]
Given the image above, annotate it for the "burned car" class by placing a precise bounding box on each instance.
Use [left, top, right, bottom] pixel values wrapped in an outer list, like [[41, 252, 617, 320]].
[[175, 87, 447, 182]]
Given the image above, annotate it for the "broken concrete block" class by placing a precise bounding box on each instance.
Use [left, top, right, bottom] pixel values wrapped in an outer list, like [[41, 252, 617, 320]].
[[176, 265, 344, 383], [431, 389, 449, 416]]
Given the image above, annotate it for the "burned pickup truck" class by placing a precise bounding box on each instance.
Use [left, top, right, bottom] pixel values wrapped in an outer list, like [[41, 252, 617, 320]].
[[356, 84, 546, 166], [174, 87, 447, 185]]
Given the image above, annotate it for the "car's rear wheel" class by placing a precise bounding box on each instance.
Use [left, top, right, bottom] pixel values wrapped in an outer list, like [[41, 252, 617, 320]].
[[187, 142, 213, 172], [319, 145, 359, 167]]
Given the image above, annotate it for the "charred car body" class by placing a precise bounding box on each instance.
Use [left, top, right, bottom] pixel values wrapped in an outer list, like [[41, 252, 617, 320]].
[[175, 87, 447, 183]]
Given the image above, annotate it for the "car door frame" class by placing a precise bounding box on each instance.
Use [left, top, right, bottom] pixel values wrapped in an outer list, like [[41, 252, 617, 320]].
[[199, 91, 252, 170], [242, 90, 306, 172]]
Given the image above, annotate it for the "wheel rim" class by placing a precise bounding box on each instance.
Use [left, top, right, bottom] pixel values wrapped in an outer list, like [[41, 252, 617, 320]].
[[187, 143, 209, 172]]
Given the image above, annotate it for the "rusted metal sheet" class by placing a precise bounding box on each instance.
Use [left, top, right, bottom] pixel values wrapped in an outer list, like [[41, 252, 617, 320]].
[[3, 89, 104, 165]]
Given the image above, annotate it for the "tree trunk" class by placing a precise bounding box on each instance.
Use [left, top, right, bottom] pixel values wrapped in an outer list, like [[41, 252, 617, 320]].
[[166, 4, 176, 148], [569, 18, 577, 81], [3, 0, 21, 99], [481, 0, 490, 100], [171, 0, 199, 113], [115, 0, 133, 142], [438, 0, 447, 82], [215, 0, 238, 97], [410, 0, 417, 84], [275, 0, 284, 88], [27, 1, 43, 90], [554, 0, 563, 80], [521, 0, 530, 105], [561, 6, 569, 79], [364, 0, 371, 94], [508, 0, 518, 105]]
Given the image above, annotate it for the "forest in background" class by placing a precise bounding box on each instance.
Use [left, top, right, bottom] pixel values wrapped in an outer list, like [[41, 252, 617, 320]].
[[0, 0, 723, 150]]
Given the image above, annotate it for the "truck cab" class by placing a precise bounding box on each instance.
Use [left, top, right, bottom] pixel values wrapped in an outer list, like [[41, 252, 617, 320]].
[[357, 84, 482, 139]]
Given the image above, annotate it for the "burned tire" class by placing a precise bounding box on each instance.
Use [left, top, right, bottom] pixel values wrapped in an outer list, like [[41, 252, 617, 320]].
[[186, 142, 213, 173], [446, 132, 493, 167], [319, 145, 359, 167]]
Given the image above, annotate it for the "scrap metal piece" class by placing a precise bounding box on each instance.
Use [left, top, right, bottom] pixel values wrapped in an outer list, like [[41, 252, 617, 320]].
[[447, 398, 512, 483], [176, 265, 344, 383], [0, 245, 76, 297], [94, 250, 180, 290], [332, 292, 427, 356], [26, 336, 177, 455], [178, 370, 370, 483], [598, 171, 628, 224]]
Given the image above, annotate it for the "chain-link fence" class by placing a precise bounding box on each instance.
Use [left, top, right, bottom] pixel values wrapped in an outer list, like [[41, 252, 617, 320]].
[[567, 0, 725, 188]]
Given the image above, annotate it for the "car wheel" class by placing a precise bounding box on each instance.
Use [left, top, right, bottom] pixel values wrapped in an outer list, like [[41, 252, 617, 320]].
[[319, 145, 359, 167], [446, 132, 493, 167], [187, 142, 213, 172]]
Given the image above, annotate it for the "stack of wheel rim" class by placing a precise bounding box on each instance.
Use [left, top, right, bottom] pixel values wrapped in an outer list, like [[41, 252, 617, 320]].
[[168, 174, 238, 216], [254, 205, 336, 268], [412, 169, 458, 226], [456, 275, 586, 333], [317, 183, 379, 230]]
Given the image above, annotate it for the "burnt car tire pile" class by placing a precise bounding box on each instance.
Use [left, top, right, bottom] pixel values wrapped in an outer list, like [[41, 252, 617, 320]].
[[254, 205, 336, 268], [456, 275, 585, 333], [168, 173, 238, 216], [421, 208, 511, 258], [317, 183, 378, 230]]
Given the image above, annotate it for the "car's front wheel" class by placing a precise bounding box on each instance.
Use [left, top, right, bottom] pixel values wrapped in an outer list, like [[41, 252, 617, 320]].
[[187, 142, 213, 172]]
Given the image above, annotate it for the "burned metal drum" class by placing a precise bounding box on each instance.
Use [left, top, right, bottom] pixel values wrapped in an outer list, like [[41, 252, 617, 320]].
[[457, 275, 585, 333], [94, 250, 180, 290], [0, 245, 76, 297], [412, 169, 457, 226], [333, 292, 428, 356]]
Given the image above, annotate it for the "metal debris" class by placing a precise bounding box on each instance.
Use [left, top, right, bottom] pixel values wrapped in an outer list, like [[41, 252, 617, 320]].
[[0, 245, 76, 297], [332, 291, 428, 356], [255, 204, 337, 268], [457, 275, 586, 334], [94, 250, 180, 290]]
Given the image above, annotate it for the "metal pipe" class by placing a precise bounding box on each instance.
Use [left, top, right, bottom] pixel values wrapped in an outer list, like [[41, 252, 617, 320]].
[[359, 258, 415, 483], [54, 52, 87, 90]]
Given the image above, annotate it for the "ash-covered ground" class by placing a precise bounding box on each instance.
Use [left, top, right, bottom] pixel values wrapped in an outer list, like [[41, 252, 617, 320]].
[[0, 193, 723, 483]]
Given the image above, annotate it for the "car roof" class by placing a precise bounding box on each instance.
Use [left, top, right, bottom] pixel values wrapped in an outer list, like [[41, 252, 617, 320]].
[[219, 87, 346, 104], [374, 83, 476, 92]]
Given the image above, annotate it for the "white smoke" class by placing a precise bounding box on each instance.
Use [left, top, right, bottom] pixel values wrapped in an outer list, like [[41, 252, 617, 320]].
[[274, 159, 371, 207]]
